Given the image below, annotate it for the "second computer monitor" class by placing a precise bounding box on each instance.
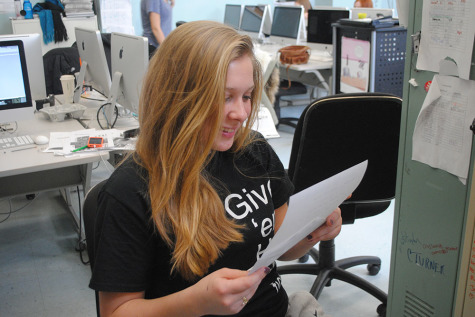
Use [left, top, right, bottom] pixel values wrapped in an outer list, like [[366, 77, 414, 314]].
[[0, 40, 34, 124], [74, 27, 111, 103], [224, 4, 243, 30], [110, 32, 149, 116], [307, 7, 349, 52], [0, 33, 46, 102], [239, 5, 272, 41], [269, 5, 305, 46]]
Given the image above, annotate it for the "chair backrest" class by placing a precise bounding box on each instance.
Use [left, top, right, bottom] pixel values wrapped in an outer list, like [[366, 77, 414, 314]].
[[288, 93, 402, 223], [83, 179, 108, 317]]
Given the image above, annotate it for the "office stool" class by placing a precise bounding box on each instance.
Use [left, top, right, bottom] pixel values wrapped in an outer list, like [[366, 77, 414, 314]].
[[274, 80, 308, 128]]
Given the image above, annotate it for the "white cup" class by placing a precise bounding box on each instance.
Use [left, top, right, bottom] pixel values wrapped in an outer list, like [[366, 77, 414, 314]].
[[60, 75, 75, 104]]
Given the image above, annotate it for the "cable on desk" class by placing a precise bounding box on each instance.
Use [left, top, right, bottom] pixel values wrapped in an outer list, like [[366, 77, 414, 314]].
[[96, 102, 118, 130], [0, 121, 18, 134]]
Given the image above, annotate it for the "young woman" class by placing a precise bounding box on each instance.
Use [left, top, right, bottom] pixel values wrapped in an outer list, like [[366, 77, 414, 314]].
[[89, 20, 342, 317]]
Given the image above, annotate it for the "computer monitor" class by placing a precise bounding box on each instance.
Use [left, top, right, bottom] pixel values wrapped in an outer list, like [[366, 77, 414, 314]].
[[269, 5, 306, 46], [0, 40, 34, 125], [109, 32, 149, 119], [224, 4, 243, 30], [239, 5, 272, 41], [350, 7, 394, 19], [307, 7, 349, 52], [73, 27, 111, 104], [0, 34, 46, 102]]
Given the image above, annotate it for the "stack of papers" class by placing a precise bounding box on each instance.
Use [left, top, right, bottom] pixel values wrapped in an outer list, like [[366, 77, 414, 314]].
[[44, 128, 132, 156]]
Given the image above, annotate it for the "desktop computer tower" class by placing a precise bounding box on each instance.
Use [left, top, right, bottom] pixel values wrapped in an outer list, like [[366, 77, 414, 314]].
[[331, 22, 406, 97]]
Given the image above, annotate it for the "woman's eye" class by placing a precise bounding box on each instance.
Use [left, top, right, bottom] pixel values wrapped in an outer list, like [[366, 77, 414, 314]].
[[243, 95, 252, 101]]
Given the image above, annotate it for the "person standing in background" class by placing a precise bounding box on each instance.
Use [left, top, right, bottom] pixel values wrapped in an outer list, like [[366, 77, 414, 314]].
[[141, 0, 174, 48]]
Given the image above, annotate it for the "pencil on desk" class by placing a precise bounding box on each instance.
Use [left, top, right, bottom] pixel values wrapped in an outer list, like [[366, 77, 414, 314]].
[[72, 145, 88, 153]]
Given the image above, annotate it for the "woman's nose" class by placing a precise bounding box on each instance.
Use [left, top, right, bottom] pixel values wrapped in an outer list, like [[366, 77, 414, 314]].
[[229, 99, 249, 121]]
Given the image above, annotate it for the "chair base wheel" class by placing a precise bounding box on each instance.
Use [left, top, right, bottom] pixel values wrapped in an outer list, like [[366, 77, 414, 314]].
[[298, 254, 310, 263]]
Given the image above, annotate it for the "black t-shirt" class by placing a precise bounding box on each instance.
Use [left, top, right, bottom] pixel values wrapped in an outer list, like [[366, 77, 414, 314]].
[[89, 137, 294, 317]]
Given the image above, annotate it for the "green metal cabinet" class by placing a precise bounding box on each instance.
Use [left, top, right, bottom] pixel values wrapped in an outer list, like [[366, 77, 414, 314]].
[[388, 1, 475, 316]]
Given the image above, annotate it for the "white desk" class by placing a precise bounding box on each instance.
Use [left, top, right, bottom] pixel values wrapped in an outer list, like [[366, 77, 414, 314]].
[[256, 43, 333, 92], [0, 112, 110, 238]]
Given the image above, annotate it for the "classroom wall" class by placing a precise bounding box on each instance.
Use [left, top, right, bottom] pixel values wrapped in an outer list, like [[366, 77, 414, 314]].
[[132, 0, 383, 37], [0, 0, 395, 38]]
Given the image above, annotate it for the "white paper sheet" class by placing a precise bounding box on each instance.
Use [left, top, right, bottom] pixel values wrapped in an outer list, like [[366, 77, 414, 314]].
[[100, 0, 135, 34], [412, 75, 475, 184], [416, 0, 475, 80], [252, 107, 280, 139], [45, 128, 123, 155], [249, 160, 368, 273]]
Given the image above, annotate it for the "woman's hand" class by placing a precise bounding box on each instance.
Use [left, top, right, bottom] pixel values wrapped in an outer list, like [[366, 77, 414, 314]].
[[306, 207, 342, 243], [192, 266, 269, 316], [99, 267, 269, 317], [277, 206, 342, 261]]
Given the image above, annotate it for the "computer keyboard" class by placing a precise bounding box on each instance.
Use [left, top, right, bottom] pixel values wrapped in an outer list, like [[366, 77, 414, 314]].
[[0, 135, 35, 149]]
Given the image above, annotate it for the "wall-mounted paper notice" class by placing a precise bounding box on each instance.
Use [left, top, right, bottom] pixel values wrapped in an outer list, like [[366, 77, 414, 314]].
[[412, 75, 475, 184], [100, 0, 135, 35], [249, 160, 368, 273], [416, 0, 475, 80]]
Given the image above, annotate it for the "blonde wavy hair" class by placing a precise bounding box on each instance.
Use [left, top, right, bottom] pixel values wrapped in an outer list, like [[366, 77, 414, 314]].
[[135, 21, 263, 281]]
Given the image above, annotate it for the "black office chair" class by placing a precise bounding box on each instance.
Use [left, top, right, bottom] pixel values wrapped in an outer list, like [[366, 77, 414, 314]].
[[83, 179, 108, 317], [274, 79, 308, 128], [277, 93, 402, 317]]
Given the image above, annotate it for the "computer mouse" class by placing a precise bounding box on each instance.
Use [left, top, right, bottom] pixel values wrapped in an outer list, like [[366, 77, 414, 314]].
[[34, 135, 49, 145]]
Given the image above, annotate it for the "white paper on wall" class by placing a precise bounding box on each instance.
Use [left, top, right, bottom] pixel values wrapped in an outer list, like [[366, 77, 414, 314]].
[[100, 0, 134, 35], [416, 0, 475, 80], [412, 74, 475, 184]]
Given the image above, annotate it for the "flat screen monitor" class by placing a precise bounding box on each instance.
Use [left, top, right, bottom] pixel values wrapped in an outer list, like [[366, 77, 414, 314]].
[[109, 32, 149, 118], [307, 7, 349, 52], [269, 5, 305, 46], [350, 7, 394, 19], [239, 5, 272, 41], [73, 27, 111, 104], [0, 40, 34, 124], [224, 4, 242, 30], [0, 34, 46, 102]]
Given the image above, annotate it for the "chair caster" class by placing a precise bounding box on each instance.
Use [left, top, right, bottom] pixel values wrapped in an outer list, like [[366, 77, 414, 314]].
[[367, 263, 380, 276], [298, 253, 310, 263], [377, 303, 386, 317]]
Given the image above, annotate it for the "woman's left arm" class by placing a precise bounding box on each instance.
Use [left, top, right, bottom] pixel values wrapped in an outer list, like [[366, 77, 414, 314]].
[[275, 203, 342, 261]]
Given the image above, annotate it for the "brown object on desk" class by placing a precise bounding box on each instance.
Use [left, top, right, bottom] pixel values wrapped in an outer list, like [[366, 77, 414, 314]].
[[279, 45, 310, 65], [278, 45, 310, 90], [354, 0, 373, 7]]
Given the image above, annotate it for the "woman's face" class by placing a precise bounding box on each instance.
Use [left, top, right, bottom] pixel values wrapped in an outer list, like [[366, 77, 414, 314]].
[[212, 54, 254, 152]]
